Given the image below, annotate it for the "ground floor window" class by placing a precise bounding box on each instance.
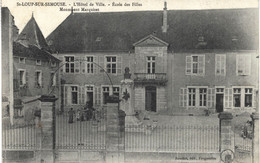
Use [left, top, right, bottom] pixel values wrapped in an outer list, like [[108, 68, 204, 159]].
[[233, 87, 253, 108], [188, 87, 207, 107], [102, 87, 110, 104], [71, 86, 78, 104]]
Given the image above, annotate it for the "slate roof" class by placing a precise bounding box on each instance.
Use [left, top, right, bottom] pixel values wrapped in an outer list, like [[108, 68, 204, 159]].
[[47, 8, 258, 53], [17, 15, 50, 51], [13, 42, 60, 62]]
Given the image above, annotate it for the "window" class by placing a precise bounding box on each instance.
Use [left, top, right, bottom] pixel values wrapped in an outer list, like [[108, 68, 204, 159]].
[[113, 87, 120, 97], [188, 87, 207, 107], [188, 88, 196, 106], [19, 70, 26, 86], [199, 88, 207, 106], [65, 56, 75, 73], [19, 57, 25, 63], [233, 88, 241, 107], [71, 86, 78, 104], [186, 55, 205, 75], [86, 56, 94, 74], [105, 56, 117, 74], [51, 72, 56, 86], [36, 59, 41, 65], [51, 61, 57, 67], [245, 88, 252, 107], [236, 55, 251, 76], [36, 71, 42, 87], [14, 108, 23, 118], [215, 54, 226, 76], [147, 56, 155, 74], [102, 87, 110, 104]]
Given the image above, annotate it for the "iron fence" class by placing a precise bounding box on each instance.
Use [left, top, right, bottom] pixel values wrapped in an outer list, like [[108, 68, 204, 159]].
[[2, 123, 36, 150], [125, 124, 219, 153], [55, 109, 106, 150]]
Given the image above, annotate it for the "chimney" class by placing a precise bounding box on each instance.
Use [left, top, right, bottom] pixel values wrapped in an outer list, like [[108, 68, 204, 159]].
[[161, 1, 169, 33]]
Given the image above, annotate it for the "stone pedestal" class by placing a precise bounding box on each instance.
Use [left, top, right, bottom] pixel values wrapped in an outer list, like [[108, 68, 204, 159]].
[[36, 95, 57, 163], [251, 113, 259, 163], [218, 112, 234, 161], [121, 79, 142, 125], [105, 102, 124, 163]]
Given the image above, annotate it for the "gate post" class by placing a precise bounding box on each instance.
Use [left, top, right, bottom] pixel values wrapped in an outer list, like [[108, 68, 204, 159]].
[[37, 95, 57, 163], [219, 112, 234, 161], [105, 96, 125, 163], [251, 112, 259, 163]]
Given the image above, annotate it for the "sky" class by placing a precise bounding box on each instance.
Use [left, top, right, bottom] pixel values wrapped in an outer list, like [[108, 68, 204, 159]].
[[2, 0, 259, 37]]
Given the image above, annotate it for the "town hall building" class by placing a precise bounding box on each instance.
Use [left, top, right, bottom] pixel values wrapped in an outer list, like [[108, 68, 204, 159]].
[[47, 3, 258, 115]]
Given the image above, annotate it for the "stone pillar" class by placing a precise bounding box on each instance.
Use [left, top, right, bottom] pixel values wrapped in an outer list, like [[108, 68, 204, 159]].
[[105, 102, 124, 163], [251, 113, 259, 163], [219, 112, 234, 161], [37, 95, 57, 163]]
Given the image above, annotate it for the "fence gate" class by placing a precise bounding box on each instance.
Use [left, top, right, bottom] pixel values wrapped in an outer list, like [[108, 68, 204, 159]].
[[55, 109, 106, 163]]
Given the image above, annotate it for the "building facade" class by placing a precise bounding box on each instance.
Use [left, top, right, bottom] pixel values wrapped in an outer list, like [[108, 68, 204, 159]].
[[47, 6, 258, 115]]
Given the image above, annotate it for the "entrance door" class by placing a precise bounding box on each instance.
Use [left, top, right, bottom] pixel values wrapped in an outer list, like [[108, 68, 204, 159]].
[[145, 86, 156, 112], [86, 92, 93, 107], [216, 94, 224, 112]]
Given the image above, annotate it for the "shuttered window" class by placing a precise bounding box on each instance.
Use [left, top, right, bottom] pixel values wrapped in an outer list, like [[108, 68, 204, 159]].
[[236, 55, 251, 76], [86, 56, 94, 74], [186, 55, 205, 75], [224, 88, 232, 108], [65, 56, 75, 73], [187, 87, 208, 108], [215, 54, 226, 76], [19, 70, 26, 86]]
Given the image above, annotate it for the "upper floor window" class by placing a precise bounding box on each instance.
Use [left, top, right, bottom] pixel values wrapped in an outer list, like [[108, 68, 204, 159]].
[[65, 56, 75, 73], [19, 57, 25, 64], [35, 71, 42, 87], [105, 56, 117, 74], [36, 59, 41, 65], [215, 54, 226, 76], [147, 56, 155, 74], [51, 61, 57, 67], [236, 55, 251, 76], [51, 72, 56, 86], [186, 55, 205, 75], [19, 70, 26, 86], [86, 56, 94, 74]]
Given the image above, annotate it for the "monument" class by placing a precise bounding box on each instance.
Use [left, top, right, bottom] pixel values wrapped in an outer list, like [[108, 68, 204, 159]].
[[120, 67, 142, 125]]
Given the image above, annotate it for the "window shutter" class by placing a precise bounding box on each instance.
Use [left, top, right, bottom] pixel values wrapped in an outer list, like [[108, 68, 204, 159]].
[[79, 86, 82, 104], [98, 86, 101, 105], [208, 88, 212, 107], [179, 88, 187, 107], [41, 72, 43, 88], [224, 88, 232, 108], [67, 86, 72, 105], [75, 56, 80, 73], [81, 57, 85, 74], [99, 56, 104, 74], [56, 73, 59, 86], [34, 72, 37, 87], [117, 56, 122, 75], [26, 71, 29, 86], [94, 86, 98, 106], [198, 55, 205, 75], [64, 86, 68, 106], [81, 86, 85, 104], [211, 88, 215, 108], [186, 56, 192, 75], [58, 56, 64, 74], [93, 56, 98, 74]]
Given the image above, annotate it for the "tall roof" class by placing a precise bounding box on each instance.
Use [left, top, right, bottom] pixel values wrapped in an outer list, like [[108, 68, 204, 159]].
[[47, 8, 258, 53], [17, 14, 49, 51]]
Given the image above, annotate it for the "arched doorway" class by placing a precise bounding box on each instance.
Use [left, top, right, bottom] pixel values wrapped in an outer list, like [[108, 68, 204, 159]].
[[145, 86, 156, 112]]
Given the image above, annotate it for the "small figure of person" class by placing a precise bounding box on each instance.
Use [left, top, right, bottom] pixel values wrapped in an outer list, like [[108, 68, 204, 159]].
[[68, 108, 75, 123], [76, 108, 81, 121]]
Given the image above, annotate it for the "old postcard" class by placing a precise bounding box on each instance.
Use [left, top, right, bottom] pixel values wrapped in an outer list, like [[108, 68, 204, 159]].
[[1, 0, 259, 162]]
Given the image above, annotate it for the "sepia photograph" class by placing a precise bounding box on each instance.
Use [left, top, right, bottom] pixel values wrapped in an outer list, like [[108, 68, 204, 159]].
[[1, 0, 259, 162]]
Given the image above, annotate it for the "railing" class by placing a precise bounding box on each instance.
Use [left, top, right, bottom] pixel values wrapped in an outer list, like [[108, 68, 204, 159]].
[[134, 73, 167, 80], [55, 109, 106, 150], [125, 124, 219, 153], [235, 136, 252, 152], [2, 123, 36, 150]]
